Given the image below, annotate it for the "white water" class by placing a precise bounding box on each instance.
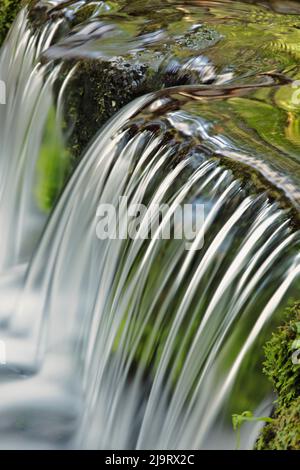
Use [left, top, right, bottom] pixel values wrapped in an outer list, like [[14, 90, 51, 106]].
[[0, 9, 299, 450]]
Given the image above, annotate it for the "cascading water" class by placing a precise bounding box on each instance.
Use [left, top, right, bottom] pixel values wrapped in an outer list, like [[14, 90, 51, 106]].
[[0, 10, 62, 270], [0, 1, 299, 450]]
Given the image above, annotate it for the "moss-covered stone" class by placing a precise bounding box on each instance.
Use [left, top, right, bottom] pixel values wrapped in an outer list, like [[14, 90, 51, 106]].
[[59, 57, 149, 159], [256, 302, 300, 449], [263, 302, 300, 408], [23, 1, 220, 210], [0, 0, 24, 45], [70, 3, 99, 26]]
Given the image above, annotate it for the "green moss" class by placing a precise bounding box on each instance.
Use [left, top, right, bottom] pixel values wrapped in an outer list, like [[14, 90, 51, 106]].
[[0, 0, 23, 45], [59, 57, 149, 159], [256, 397, 300, 450], [256, 302, 300, 449], [43, 1, 220, 159], [263, 301, 300, 409], [70, 3, 98, 26], [233, 411, 274, 450]]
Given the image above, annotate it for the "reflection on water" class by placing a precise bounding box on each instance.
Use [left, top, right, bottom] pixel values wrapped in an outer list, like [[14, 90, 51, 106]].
[[140, 81, 300, 212], [0, 0, 299, 450]]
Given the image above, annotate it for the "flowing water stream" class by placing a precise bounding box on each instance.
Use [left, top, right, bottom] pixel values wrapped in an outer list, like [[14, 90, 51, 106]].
[[0, 0, 299, 449]]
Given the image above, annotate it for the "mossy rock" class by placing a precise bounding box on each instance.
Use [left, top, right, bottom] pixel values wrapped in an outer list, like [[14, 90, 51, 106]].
[[58, 57, 150, 159], [30, 1, 220, 158], [263, 301, 300, 408], [256, 302, 300, 449], [58, 57, 219, 159]]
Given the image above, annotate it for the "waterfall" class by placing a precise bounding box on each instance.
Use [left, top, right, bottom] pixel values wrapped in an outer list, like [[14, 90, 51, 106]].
[[0, 4, 299, 450], [0, 10, 62, 271]]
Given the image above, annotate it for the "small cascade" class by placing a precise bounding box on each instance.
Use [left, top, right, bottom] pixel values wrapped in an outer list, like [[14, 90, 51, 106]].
[[0, 1, 299, 450]]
